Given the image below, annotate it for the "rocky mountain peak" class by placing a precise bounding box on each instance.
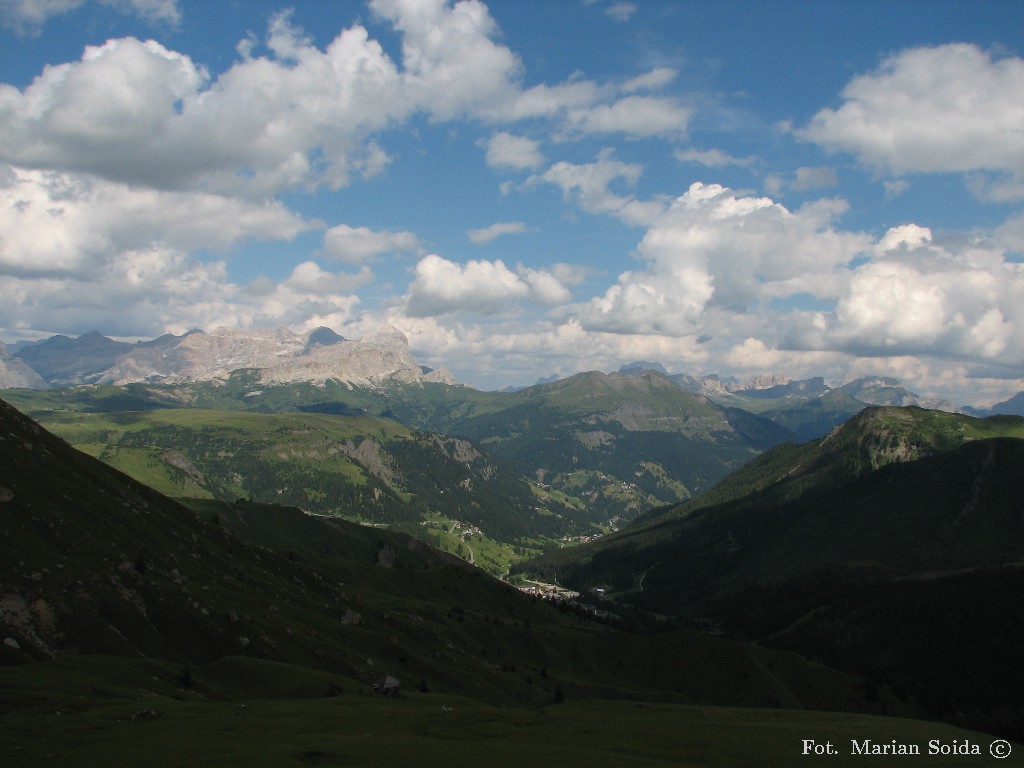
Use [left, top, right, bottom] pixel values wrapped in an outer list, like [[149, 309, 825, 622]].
[[619, 360, 670, 376], [361, 327, 412, 349], [5, 326, 455, 389], [305, 326, 346, 349], [741, 374, 792, 391]]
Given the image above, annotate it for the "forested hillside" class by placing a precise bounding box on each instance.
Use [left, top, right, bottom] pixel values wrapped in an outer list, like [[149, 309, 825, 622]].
[[515, 407, 1024, 740], [1, 370, 798, 542]]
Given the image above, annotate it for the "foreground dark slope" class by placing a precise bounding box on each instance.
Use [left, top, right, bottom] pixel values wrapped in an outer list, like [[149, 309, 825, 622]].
[[0, 396, 914, 712], [519, 406, 1024, 739], [0, 398, 497, 682]]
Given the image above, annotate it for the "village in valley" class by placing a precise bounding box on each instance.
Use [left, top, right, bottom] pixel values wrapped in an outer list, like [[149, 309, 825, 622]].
[[415, 511, 622, 621]]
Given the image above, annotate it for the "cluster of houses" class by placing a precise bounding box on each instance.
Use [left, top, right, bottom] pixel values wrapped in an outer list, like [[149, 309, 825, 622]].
[[559, 531, 607, 546], [516, 581, 621, 622], [516, 580, 579, 601], [453, 521, 482, 540], [419, 517, 484, 540]]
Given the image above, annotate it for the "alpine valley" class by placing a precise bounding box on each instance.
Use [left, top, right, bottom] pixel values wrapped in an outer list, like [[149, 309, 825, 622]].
[[2, 328, 1024, 764]]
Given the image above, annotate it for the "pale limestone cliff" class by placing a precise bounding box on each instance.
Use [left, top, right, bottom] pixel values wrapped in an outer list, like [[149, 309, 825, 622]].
[[0, 342, 48, 389], [96, 326, 455, 388]]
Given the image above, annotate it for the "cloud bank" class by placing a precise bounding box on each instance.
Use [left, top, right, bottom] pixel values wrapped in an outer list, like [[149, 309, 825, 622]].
[[0, 4, 1021, 406]]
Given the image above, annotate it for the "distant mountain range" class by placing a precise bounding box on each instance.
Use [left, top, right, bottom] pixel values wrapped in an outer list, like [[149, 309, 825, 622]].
[[2, 327, 455, 389], [435, 369, 794, 524], [618, 362, 956, 411], [5, 331, 1022, 418], [963, 391, 1024, 417]]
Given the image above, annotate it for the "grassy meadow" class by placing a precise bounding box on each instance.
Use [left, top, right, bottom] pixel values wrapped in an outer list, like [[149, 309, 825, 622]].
[[1, 654, 1015, 768]]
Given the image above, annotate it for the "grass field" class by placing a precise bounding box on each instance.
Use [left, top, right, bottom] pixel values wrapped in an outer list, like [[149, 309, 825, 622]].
[[4, 655, 1011, 768], [1, 655, 1016, 768], [4, 694, 1016, 767]]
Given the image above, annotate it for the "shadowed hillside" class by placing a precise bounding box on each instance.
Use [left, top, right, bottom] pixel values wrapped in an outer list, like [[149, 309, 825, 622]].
[[0, 397, 916, 710], [517, 406, 1024, 740]]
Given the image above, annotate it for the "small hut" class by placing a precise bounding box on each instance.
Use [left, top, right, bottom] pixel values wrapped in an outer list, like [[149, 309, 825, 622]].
[[373, 675, 400, 696]]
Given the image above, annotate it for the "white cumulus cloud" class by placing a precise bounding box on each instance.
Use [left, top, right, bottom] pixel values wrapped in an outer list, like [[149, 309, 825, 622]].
[[537, 150, 666, 226], [369, 0, 523, 121], [675, 147, 757, 169], [322, 224, 420, 264], [786, 226, 1024, 365], [0, 165, 365, 340], [0, 1, 533, 195], [467, 221, 528, 245], [621, 67, 677, 93], [0, 26, 405, 194], [606, 2, 637, 23], [405, 254, 570, 316], [574, 182, 869, 335], [792, 166, 839, 191], [482, 132, 544, 170], [798, 43, 1024, 185], [0, 167, 312, 277], [0, 3, 697, 199], [563, 95, 691, 139], [1, 0, 180, 34]]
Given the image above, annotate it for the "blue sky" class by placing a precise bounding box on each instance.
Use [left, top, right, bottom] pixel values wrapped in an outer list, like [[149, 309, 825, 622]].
[[1, 0, 1022, 405]]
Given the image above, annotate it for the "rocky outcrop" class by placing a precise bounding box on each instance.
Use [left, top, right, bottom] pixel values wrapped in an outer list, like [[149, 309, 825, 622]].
[[254, 328, 456, 388], [11, 327, 456, 389], [99, 328, 307, 384], [740, 374, 792, 391], [0, 342, 48, 389]]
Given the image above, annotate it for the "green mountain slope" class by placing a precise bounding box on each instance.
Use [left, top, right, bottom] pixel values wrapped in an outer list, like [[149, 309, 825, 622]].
[[445, 370, 794, 526], [633, 405, 1024, 524], [3, 370, 795, 534], [0, 373, 508, 426], [14, 405, 580, 574], [567, 436, 1024, 604], [516, 406, 1024, 740], [6, 395, 987, 764], [0, 395, 893, 706], [522, 406, 1024, 597]]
